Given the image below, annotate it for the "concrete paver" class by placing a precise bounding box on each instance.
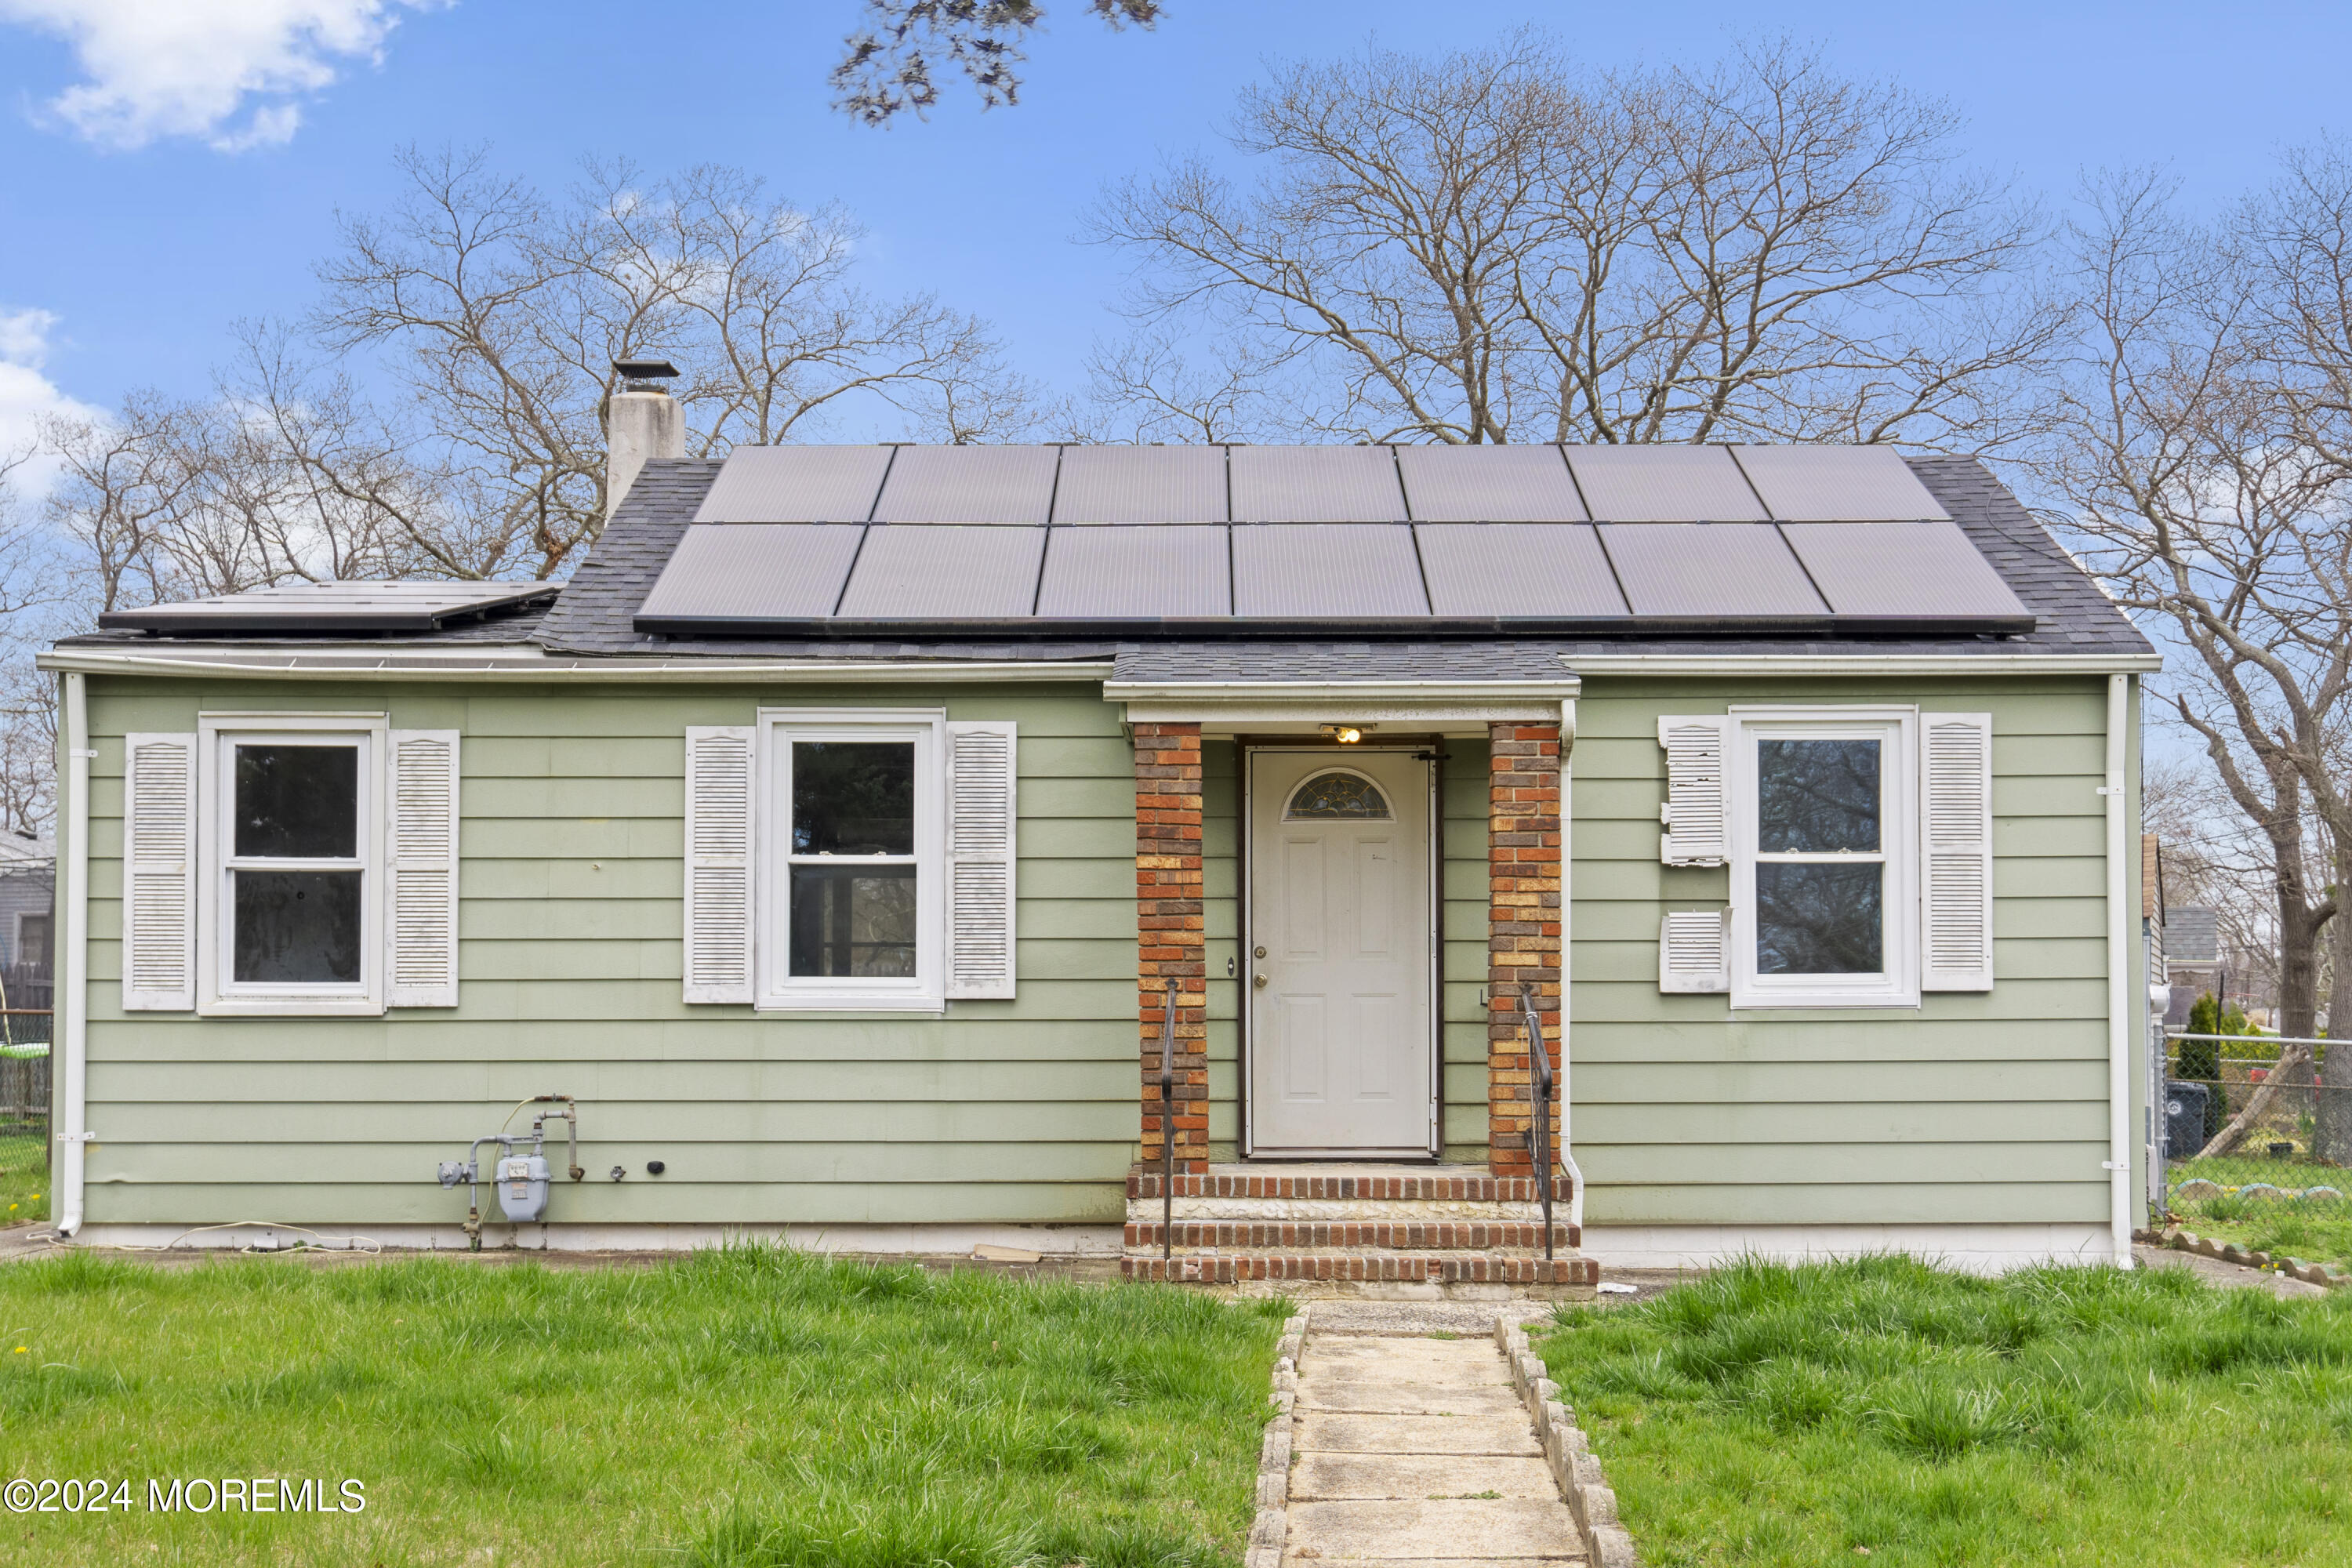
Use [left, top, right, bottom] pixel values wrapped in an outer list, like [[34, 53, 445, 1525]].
[[1293, 1412, 1542, 1457], [1292, 1380, 1526, 1417], [1284, 1305, 1584, 1563], [1286, 1499, 1582, 1559], [2134, 1241, 2329, 1298], [1290, 1453, 1558, 1501]]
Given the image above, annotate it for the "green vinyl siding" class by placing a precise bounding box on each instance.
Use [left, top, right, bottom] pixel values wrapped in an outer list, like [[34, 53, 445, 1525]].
[[1566, 675, 2135, 1229], [78, 678, 1140, 1229], [71, 666, 2143, 1240]]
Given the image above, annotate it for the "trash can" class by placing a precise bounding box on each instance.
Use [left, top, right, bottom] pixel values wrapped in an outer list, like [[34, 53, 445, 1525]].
[[2164, 1080, 2209, 1163]]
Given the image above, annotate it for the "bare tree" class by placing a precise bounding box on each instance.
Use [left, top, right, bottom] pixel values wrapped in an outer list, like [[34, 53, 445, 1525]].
[[1087, 35, 2064, 447], [0, 452, 59, 837], [2144, 756, 2281, 978], [2049, 165, 2352, 1156], [833, 0, 1163, 125], [309, 147, 1030, 577], [1067, 328, 1284, 443]]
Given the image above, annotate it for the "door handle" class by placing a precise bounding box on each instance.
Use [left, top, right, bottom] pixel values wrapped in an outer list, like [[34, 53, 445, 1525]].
[[1252, 974, 1269, 989]]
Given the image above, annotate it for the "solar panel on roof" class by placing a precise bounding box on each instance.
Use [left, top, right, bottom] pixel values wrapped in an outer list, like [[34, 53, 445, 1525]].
[[98, 580, 558, 633], [693, 446, 894, 522], [1397, 445, 1587, 522], [1597, 524, 1825, 618], [1564, 447, 1769, 522], [869, 445, 1058, 524], [1733, 446, 1951, 521], [1036, 525, 1230, 618], [834, 525, 1046, 619], [1780, 521, 2027, 621], [1052, 445, 1228, 523], [636, 524, 865, 626], [1229, 446, 1407, 523], [1230, 525, 1428, 617], [1415, 524, 1628, 618]]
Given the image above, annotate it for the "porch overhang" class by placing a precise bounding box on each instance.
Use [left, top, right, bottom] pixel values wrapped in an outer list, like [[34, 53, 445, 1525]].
[[1108, 678, 1580, 736]]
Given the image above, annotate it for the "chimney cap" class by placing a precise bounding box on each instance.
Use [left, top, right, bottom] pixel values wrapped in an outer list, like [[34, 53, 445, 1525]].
[[612, 358, 681, 385]]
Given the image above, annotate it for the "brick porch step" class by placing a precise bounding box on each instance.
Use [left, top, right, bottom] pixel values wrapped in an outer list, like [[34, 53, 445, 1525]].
[[1129, 1168, 1560, 1203], [1121, 1252, 1599, 1286], [1125, 1220, 1580, 1251]]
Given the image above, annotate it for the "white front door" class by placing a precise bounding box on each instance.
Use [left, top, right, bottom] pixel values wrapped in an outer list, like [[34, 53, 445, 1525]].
[[1247, 749, 1435, 1156]]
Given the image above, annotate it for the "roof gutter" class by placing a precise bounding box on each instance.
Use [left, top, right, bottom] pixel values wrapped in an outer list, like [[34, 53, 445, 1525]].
[[36, 648, 1116, 684], [1563, 652, 2161, 676], [1105, 677, 1582, 702]]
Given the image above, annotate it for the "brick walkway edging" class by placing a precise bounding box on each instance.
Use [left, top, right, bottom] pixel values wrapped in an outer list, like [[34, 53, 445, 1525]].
[[1497, 1316, 1641, 1568], [1243, 1312, 1307, 1568]]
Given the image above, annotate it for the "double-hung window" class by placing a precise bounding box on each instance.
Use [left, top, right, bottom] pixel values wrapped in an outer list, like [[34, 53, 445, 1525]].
[[761, 713, 942, 1011], [197, 714, 387, 1014], [682, 710, 1018, 1011], [1731, 710, 1918, 1008], [1658, 707, 1993, 1005]]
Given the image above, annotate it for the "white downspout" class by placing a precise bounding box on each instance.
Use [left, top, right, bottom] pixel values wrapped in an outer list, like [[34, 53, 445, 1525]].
[[56, 671, 89, 1238], [2103, 673, 2132, 1268], [1559, 699, 1584, 1233]]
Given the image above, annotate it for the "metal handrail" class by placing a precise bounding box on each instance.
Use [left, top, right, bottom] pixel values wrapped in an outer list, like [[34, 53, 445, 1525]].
[[1519, 984, 1555, 1261], [1160, 978, 1177, 1262]]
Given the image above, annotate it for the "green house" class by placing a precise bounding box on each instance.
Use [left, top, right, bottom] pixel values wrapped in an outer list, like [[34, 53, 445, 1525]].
[[39, 411, 2160, 1290]]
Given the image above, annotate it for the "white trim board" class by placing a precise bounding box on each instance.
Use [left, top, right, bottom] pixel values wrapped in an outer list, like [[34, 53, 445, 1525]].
[[68, 1221, 1124, 1255], [1123, 701, 1562, 730], [1581, 1223, 2122, 1275], [38, 648, 1114, 683], [1566, 653, 2161, 676]]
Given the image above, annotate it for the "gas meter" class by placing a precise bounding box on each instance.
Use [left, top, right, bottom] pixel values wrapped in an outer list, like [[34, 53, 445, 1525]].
[[435, 1096, 583, 1248]]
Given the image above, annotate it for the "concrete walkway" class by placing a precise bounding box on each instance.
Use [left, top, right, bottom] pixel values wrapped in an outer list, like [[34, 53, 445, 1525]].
[[1285, 1306, 1586, 1565]]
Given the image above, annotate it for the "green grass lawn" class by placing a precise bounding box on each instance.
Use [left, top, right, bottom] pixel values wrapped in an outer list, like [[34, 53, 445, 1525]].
[[1536, 1256, 2352, 1567], [0, 1245, 1286, 1566], [0, 1131, 44, 1225], [2166, 1156, 2352, 1275]]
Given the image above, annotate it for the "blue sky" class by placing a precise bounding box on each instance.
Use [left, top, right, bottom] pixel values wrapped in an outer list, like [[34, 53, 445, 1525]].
[[4, 0, 2350, 457]]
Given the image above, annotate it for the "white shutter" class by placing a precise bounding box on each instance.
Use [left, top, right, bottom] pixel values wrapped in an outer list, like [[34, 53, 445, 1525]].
[[1921, 713, 1995, 991], [944, 721, 1018, 1000], [1659, 910, 1730, 993], [683, 727, 755, 1004], [122, 732, 197, 1011], [385, 731, 461, 1007], [1658, 716, 1731, 866]]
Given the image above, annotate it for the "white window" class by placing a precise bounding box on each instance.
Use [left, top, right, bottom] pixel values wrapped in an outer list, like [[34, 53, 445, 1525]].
[[1658, 707, 1994, 1006], [761, 712, 941, 1011], [1730, 710, 1917, 1007], [681, 710, 1018, 1012], [118, 715, 462, 1018], [198, 714, 387, 1016]]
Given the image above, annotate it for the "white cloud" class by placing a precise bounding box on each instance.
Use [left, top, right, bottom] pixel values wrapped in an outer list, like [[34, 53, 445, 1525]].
[[0, 308, 104, 498], [0, 0, 441, 152]]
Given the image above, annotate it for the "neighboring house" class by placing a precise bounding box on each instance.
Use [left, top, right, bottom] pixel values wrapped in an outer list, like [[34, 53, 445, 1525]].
[[2165, 905, 2220, 1025], [0, 830, 54, 978], [38, 388, 2160, 1282]]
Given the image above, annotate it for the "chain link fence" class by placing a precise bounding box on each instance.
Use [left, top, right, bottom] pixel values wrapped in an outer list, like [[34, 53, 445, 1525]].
[[2164, 1033, 2351, 1274], [0, 965, 49, 1225]]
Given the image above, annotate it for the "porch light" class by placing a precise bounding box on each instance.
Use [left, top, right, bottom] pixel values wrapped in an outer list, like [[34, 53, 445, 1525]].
[[1319, 724, 1370, 743]]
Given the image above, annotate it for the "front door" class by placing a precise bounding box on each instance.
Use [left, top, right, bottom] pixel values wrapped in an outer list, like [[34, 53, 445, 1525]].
[[1247, 749, 1435, 1156]]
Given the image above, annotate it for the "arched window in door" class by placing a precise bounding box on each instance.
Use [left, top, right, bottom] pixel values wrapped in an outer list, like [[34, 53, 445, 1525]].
[[1284, 771, 1392, 821]]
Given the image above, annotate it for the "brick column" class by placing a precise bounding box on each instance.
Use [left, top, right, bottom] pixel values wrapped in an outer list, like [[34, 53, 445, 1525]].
[[1136, 723, 1208, 1172], [1487, 722, 1563, 1174]]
